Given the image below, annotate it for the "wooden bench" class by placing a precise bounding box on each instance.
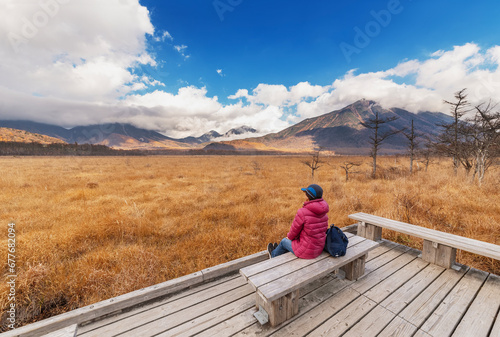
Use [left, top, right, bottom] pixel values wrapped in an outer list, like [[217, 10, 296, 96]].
[[239, 233, 379, 327], [349, 212, 500, 269]]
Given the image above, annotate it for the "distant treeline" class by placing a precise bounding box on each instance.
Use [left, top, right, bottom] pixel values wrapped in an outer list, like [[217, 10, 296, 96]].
[[0, 142, 144, 156], [0, 141, 294, 156], [152, 149, 291, 156]]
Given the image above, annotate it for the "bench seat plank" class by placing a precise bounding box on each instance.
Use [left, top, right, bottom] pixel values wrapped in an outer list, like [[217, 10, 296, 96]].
[[239, 252, 298, 281], [246, 235, 367, 289], [239, 232, 356, 281], [257, 239, 379, 302], [349, 213, 500, 260]]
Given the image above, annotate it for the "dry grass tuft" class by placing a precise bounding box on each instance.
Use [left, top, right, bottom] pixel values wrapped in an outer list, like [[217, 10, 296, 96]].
[[0, 155, 499, 329], [85, 182, 99, 189]]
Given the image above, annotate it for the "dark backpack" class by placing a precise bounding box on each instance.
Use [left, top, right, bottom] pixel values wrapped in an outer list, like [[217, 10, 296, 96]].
[[324, 225, 349, 257]]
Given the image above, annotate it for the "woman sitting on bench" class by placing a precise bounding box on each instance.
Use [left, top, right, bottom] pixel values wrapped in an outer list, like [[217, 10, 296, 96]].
[[268, 184, 329, 259]]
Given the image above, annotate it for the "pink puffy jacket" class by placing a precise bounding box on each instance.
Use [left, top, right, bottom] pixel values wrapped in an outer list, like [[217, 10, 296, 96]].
[[287, 198, 329, 259]]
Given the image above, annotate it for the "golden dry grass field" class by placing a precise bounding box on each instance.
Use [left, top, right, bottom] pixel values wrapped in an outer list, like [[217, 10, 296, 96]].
[[1, 155, 499, 329]]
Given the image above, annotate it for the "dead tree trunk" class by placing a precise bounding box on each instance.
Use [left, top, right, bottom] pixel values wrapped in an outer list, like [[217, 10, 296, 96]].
[[302, 148, 322, 180], [361, 109, 402, 178], [403, 119, 419, 175], [442, 88, 471, 175], [339, 162, 361, 182]]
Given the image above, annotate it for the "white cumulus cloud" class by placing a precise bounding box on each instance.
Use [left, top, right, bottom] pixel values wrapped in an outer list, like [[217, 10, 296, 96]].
[[295, 43, 500, 119], [1, 2, 500, 147], [0, 0, 156, 104]]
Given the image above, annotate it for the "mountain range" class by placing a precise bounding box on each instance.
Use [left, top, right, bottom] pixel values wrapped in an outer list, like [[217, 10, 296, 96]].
[[247, 99, 452, 154], [0, 100, 453, 154], [0, 120, 258, 150]]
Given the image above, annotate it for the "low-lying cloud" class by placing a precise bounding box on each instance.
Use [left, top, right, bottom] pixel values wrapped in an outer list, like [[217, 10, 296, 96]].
[[1, 1, 500, 138]]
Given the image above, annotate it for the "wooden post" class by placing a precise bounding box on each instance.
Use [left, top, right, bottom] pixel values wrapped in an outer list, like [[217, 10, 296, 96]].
[[357, 221, 382, 241], [422, 240, 457, 269], [285, 290, 299, 320], [341, 254, 367, 280], [255, 289, 299, 327]]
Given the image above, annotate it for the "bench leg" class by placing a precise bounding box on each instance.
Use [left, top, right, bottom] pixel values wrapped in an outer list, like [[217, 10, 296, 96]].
[[341, 254, 367, 280], [255, 289, 299, 327], [357, 221, 382, 241], [422, 240, 457, 269]]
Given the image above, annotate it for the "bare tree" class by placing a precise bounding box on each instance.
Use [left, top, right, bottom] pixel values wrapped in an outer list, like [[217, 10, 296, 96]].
[[361, 110, 402, 178], [417, 136, 434, 172], [302, 148, 322, 180], [468, 101, 500, 184], [441, 88, 472, 175], [251, 161, 261, 175], [403, 119, 420, 175], [339, 162, 361, 182], [435, 122, 475, 175]]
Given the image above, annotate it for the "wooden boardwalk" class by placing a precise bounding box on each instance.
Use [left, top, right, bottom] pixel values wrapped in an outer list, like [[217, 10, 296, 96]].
[[74, 240, 500, 337]]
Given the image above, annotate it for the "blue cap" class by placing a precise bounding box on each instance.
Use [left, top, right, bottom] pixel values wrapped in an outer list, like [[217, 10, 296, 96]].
[[301, 184, 323, 200]]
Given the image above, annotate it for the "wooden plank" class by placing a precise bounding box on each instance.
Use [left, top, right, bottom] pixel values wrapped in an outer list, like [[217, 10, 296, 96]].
[[240, 234, 362, 286], [420, 268, 488, 337], [380, 263, 445, 314], [491, 314, 500, 337], [201, 250, 268, 281], [299, 272, 341, 297], [247, 252, 332, 289], [452, 273, 500, 337], [364, 257, 429, 304], [231, 274, 354, 336], [377, 316, 418, 337], [123, 284, 254, 337], [255, 286, 361, 337], [357, 220, 367, 238], [358, 221, 382, 241], [258, 239, 379, 301], [364, 245, 411, 274], [203, 275, 343, 337], [195, 307, 257, 337], [350, 249, 417, 294], [422, 239, 457, 268], [239, 252, 298, 281], [77, 274, 241, 334], [251, 236, 368, 287], [84, 280, 250, 336], [398, 264, 468, 327], [307, 295, 377, 337], [41, 324, 77, 337], [342, 254, 366, 280], [0, 271, 204, 337], [413, 329, 433, 337], [236, 244, 415, 337], [255, 291, 286, 327], [154, 294, 254, 337], [366, 240, 400, 261], [285, 290, 300, 321], [342, 305, 394, 337], [349, 213, 500, 260], [265, 250, 420, 337]]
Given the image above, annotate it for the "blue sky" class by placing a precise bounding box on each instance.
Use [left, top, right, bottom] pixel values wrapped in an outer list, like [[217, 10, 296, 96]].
[[138, 0, 499, 103], [1, 0, 500, 138]]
